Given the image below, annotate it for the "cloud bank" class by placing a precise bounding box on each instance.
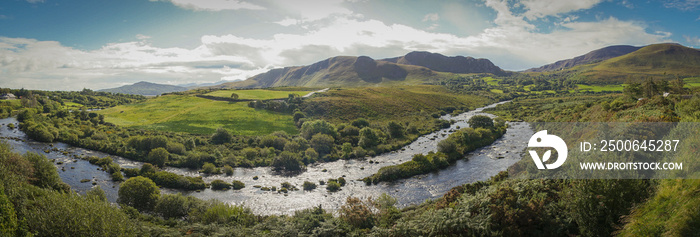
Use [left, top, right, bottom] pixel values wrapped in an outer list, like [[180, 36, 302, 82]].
[[0, 0, 673, 90]]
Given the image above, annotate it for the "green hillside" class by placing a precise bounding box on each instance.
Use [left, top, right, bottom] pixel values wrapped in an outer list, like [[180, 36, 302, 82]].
[[98, 94, 298, 136], [581, 43, 700, 82]]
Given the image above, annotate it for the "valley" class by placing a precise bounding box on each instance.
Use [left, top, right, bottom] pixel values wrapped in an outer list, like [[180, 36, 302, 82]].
[[1, 42, 699, 236]]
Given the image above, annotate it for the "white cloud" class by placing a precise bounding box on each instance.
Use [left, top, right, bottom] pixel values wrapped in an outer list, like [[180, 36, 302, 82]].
[[422, 13, 439, 22], [520, 0, 603, 20], [150, 0, 265, 11], [663, 0, 700, 10], [685, 35, 700, 45], [0, 0, 674, 90]]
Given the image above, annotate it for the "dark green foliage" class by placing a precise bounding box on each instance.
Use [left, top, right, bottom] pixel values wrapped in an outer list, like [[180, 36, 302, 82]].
[[200, 162, 218, 174], [326, 181, 341, 192], [0, 184, 18, 236], [211, 127, 233, 145], [467, 115, 494, 129], [303, 181, 317, 191], [358, 127, 380, 148], [118, 176, 161, 212], [387, 121, 404, 138], [300, 120, 337, 139], [272, 151, 304, 172], [86, 186, 107, 202], [25, 152, 67, 192], [231, 180, 245, 190], [211, 180, 231, 190], [563, 180, 651, 237], [154, 194, 195, 220], [223, 165, 234, 176], [23, 189, 137, 236], [351, 118, 370, 128], [309, 133, 334, 155]]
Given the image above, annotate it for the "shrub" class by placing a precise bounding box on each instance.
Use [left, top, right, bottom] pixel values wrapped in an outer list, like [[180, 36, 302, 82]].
[[154, 194, 194, 220], [231, 180, 245, 190], [211, 180, 231, 190], [326, 181, 341, 192], [223, 165, 234, 176], [201, 162, 218, 174], [300, 120, 338, 139], [310, 134, 334, 155], [272, 151, 304, 172], [359, 127, 380, 148], [468, 115, 494, 129], [118, 176, 161, 212], [303, 181, 317, 191], [148, 147, 169, 167], [211, 127, 233, 144]]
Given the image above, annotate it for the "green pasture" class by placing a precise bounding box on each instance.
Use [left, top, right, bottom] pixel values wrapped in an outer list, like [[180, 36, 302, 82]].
[[204, 89, 312, 100], [98, 95, 297, 136]]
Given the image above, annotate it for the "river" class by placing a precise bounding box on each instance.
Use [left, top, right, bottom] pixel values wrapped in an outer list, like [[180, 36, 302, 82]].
[[0, 101, 533, 215]]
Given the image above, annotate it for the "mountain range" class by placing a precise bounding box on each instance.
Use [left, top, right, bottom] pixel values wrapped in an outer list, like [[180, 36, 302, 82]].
[[100, 43, 700, 92], [208, 52, 506, 89], [98, 81, 188, 95]]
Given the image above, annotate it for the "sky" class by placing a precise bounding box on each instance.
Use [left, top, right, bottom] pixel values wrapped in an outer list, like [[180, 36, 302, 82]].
[[0, 0, 699, 91]]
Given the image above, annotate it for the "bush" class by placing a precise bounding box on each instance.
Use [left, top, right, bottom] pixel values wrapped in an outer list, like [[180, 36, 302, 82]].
[[148, 147, 169, 167], [154, 194, 193, 220], [272, 151, 304, 172], [303, 181, 317, 191], [201, 162, 218, 174], [118, 176, 160, 212], [223, 165, 234, 176], [194, 200, 255, 226], [211, 180, 231, 190], [310, 134, 334, 155], [300, 120, 338, 139], [327, 181, 341, 192], [25, 152, 66, 192], [231, 180, 245, 190], [23, 190, 137, 236], [468, 115, 494, 129], [359, 127, 380, 148], [211, 127, 233, 145]]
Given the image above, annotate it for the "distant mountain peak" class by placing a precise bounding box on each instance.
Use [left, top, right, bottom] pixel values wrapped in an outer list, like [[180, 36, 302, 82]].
[[98, 81, 187, 96], [526, 45, 642, 72], [207, 52, 506, 89], [381, 51, 506, 75]]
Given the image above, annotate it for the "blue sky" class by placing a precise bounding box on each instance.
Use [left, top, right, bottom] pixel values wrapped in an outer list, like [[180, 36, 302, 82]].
[[1, 0, 698, 90]]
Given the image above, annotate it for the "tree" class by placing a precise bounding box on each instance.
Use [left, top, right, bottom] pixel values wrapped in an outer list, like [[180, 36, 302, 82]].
[[230, 93, 239, 99], [154, 194, 192, 220], [211, 127, 233, 145], [118, 176, 161, 212], [273, 151, 304, 172], [387, 121, 404, 138], [310, 134, 335, 155], [359, 127, 380, 148], [148, 147, 169, 167], [26, 152, 67, 192], [468, 115, 494, 129], [300, 120, 338, 139]]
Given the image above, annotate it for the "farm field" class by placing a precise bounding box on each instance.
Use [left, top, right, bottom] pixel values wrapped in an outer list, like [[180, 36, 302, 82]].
[[203, 89, 313, 100], [98, 94, 297, 136]]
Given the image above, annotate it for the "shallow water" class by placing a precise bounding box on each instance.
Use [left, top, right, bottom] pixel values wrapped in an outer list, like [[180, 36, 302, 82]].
[[0, 101, 533, 215]]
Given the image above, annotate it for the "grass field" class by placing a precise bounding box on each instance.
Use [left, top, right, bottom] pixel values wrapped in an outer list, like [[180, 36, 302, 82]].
[[98, 95, 297, 136], [683, 77, 700, 88], [575, 84, 625, 92], [204, 89, 313, 100]]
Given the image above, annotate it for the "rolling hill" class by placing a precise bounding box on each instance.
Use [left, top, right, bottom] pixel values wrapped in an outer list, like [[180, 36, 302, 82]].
[[208, 52, 505, 89], [531, 43, 700, 83], [98, 81, 188, 95], [526, 45, 641, 72]]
